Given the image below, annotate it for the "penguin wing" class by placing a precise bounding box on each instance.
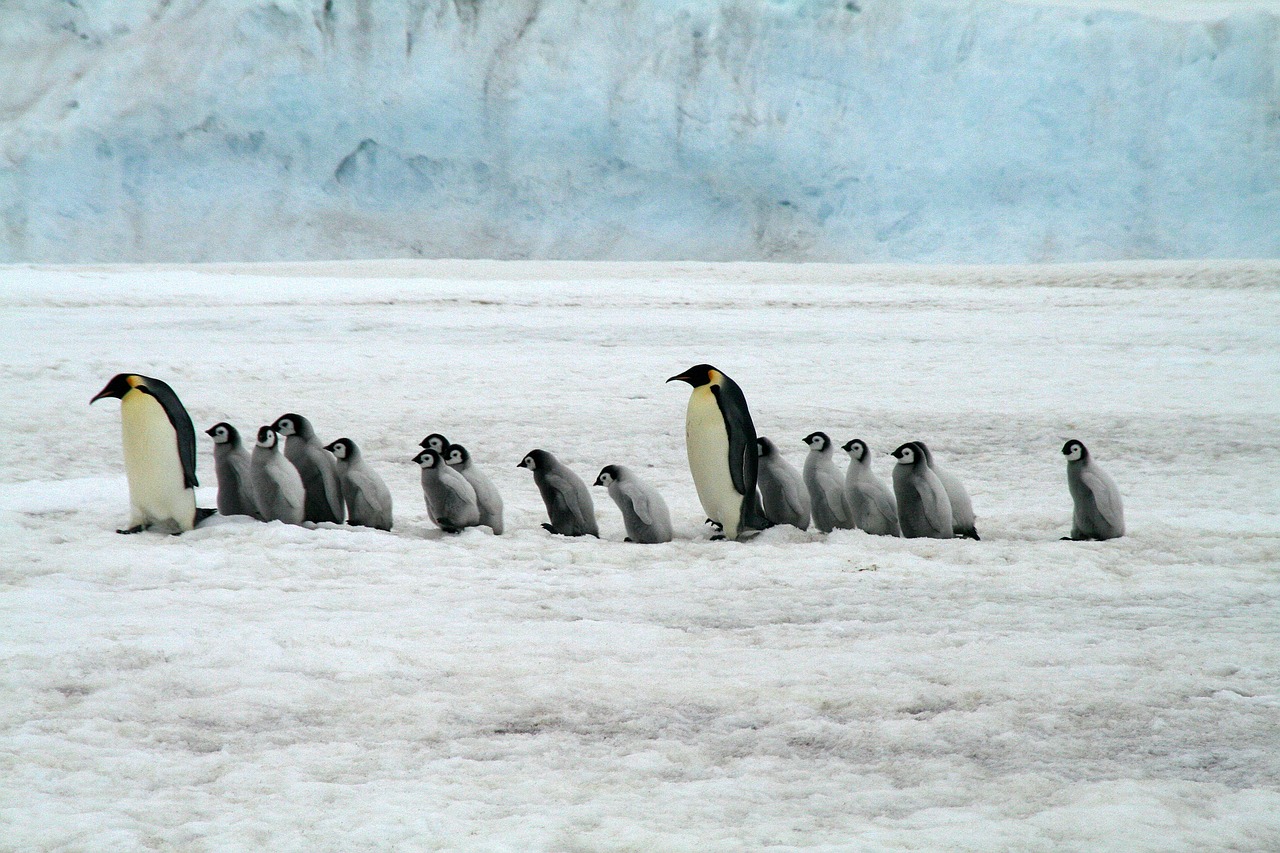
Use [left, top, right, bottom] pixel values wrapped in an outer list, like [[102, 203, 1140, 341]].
[[345, 467, 386, 520], [618, 479, 656, 526], [140, 378, 198, 489], [817, 468, 850, 524], [1081, 468, 1122, 530], [546, 471, 591, 531], [711, 382, 757, 499], [918, 475, 951, 534], [859, 480, 898, 530], [777, 469, 809, 520]]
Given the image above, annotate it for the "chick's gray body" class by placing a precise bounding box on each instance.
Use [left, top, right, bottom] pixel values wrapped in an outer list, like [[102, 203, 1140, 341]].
[[329, 439, 393, 531], [208, 423, 260, 519], [892, 442, 953, 539], [755, 437, 810, 530], [842, 440, 900, 537], [274, 414, 344, 524], [520, 450, 598, 537], [250, 427, 305, 525], [1064, 440, 1125, 540], [596, 465, 672, 544], [447, 445, 504, 534], [803, 432, 853, 533], [917, 442, 978, 539], [416, 449, 481, 533]]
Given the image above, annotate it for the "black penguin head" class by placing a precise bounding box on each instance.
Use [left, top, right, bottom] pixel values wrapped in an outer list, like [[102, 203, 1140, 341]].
[[414, 448, 442, 468], [421, 433, 450, 452], [206, 422, 239, 445], [445, 444, 470, 467], [804, 431, 831, 451], [756, 437, 776, 458], [842, 438, 867, 461], [517, 449, 552, 471], [273, 413, 311, 438], [91, 373, 144, 404], [594, 464, 621, 486], [255, 425, 280, 448], [667, 364, 718, 387], [326, 438, 355, 460], [914, 441, 935, 465], [1062, 439, 1088, 462], [891, 442, 919, 465]]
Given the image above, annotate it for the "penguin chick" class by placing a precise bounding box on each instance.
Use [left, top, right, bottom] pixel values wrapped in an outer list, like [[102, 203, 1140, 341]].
[[667, 364, 770, 540], [206, 422, 261, 519], [249, 426, 306, 525], [1062, 439, 1124, 540], [755, 437, 810, 530], [414, 448, 480, 533], [420, 433, 450, 453], [91, 373, 212, 534], [841, 439, 900, 537], [272, 413, 344, 524], [445, 444, 504, 534], [915, 441, 979, 540], [891, 442, 954, 539], [326, 438, 393, 531], [803, 431, 854, 533], [517, 449, 598, 537], [594, 465, 673, 544]]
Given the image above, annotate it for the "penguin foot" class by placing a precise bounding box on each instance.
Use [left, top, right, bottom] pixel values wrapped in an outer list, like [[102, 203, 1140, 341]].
[[710, 534, 726, 541], [117, 524, 148, 534], [624, 537, 633, 543], [960, 529, 980, 540], [195, 507, 217, 526], [541, 523, 558, 535]]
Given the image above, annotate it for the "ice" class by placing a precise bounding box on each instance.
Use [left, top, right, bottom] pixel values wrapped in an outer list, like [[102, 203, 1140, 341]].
[[2, 0, 1278, 263], [1, 259, 1278, 848]]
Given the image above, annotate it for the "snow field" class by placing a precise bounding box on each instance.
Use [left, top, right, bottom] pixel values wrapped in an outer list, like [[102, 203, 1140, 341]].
[[1, 260, 1278, 849]]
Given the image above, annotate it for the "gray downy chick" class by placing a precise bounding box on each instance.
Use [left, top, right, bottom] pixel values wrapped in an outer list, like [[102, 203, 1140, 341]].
[[803, 431, 854, 533], [273, 413, 344, 524], [755, 437, 810, 530], [518, 449, 598, 537], [891, 441, 954, 539], [594, 464, 673, 544], [249, 426, 306, 525], [206, 422, 261, 519], [915, 441, 979, 540], [1062, 439, 1124, 540], [414, 448, 480, 533], [326, 437, 393, 531], [842, 438, 900, 537], [445, 443, 504, 534]]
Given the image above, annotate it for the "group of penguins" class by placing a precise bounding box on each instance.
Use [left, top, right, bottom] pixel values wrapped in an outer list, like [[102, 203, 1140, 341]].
[[90, 365, 1126, 544]]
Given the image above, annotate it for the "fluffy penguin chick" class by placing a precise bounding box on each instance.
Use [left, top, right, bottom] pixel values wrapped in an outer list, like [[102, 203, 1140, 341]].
[[518, 449, 598, 537], [326, 438, 393, 531], [842, 439, 900, 537], [1062, 439, 1125, 540], [414, 448, 480, 533], [250, 426, 306, 525], [916, 441, 979, 540], [273, 413, 344, 524], [446, 444, 504, 534], [91, 373, 208, 534], [755, 437, 810, 530], [891, 442, 954, 539], [206, 422, 261, 519], [594, 465, 673, 544], [803, 431, 854, 533]]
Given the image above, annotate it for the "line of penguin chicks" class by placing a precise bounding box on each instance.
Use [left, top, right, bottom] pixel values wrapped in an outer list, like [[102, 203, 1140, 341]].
[[209, 415, 1126, 543]]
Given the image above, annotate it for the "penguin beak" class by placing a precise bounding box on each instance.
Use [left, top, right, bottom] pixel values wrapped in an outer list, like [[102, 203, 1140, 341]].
[[666, 372, 691, 385], [593, 475, 604, 486], [205, 426, 217, 437]]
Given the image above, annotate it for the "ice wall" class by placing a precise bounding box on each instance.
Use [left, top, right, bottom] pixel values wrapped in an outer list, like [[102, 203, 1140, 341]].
[[1, 0, 1277, 263]]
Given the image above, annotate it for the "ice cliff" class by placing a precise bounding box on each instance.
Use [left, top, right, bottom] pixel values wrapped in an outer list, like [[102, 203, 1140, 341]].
[[1, 0, 1277, 263]]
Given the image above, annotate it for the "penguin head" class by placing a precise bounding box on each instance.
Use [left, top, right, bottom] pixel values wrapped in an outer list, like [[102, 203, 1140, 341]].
[[206, 422, 239, 445], [842, 438, 867, 461], [666, 364, 718, 387], [414, 448, 443, 469], [756, 437, 776, 458], [421, 433, 450, 453], [91, 373, 144, 404], [445, 444, 470, 467], [325, 438, 355, 460], [891, 442, 918, 465], [517, 449, 552, 471], [594, 464, 621, 487], [255, 426, 280, 449], [803, 431, 831, 452], [914, 441, 935, 465], [272, 414, 312, 438], [1062, 439, 1088, 462]]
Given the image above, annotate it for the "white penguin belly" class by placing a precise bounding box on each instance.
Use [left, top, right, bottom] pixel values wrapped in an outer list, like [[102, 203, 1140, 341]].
[[121, 390, 194, 529], [686, 388, 742, 537]]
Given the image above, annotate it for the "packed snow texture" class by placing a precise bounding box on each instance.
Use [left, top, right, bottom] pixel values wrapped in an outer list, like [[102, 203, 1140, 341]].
[[2, 259, 1279, 849], [2, 0, 1279, 264]]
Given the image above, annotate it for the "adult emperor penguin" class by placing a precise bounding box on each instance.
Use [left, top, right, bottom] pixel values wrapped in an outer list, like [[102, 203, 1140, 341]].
[[249, 425, 306, 525], [445, 444, 504, 534], [667, 364, 770, 541], [916, 442, 979, 540], [594, 465, 673, 544], [414, 448, 480, 533], [518, 449, 599, 537], [272, 413, 344, 524], [91, 373, 213, 534], [755, 437, 810, 530], [206, 422, 261, 519], [803, 431, 854, 533], [1062, 439, 1125, 540], [326, 438, 393, 531], [841, 439, 901, 537], [891, 442, 954, 539]]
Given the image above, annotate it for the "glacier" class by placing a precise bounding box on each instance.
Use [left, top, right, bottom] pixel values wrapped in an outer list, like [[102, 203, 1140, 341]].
[[1, 0, 1278, 263]]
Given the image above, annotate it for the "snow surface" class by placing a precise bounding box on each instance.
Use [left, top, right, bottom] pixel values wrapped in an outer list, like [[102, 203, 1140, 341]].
[[2, 259, 1279, 849], [2, 0, 1279, 264]]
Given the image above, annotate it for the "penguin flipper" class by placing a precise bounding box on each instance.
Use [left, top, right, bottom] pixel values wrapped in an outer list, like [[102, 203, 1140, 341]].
[[618, 480, 655, 526], [545, 471, 591, 534], [1081, 469, 1122, 531], [195, 507, 217, 526], [710, 383, 762, 513], [136, 377, 199, 489]]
